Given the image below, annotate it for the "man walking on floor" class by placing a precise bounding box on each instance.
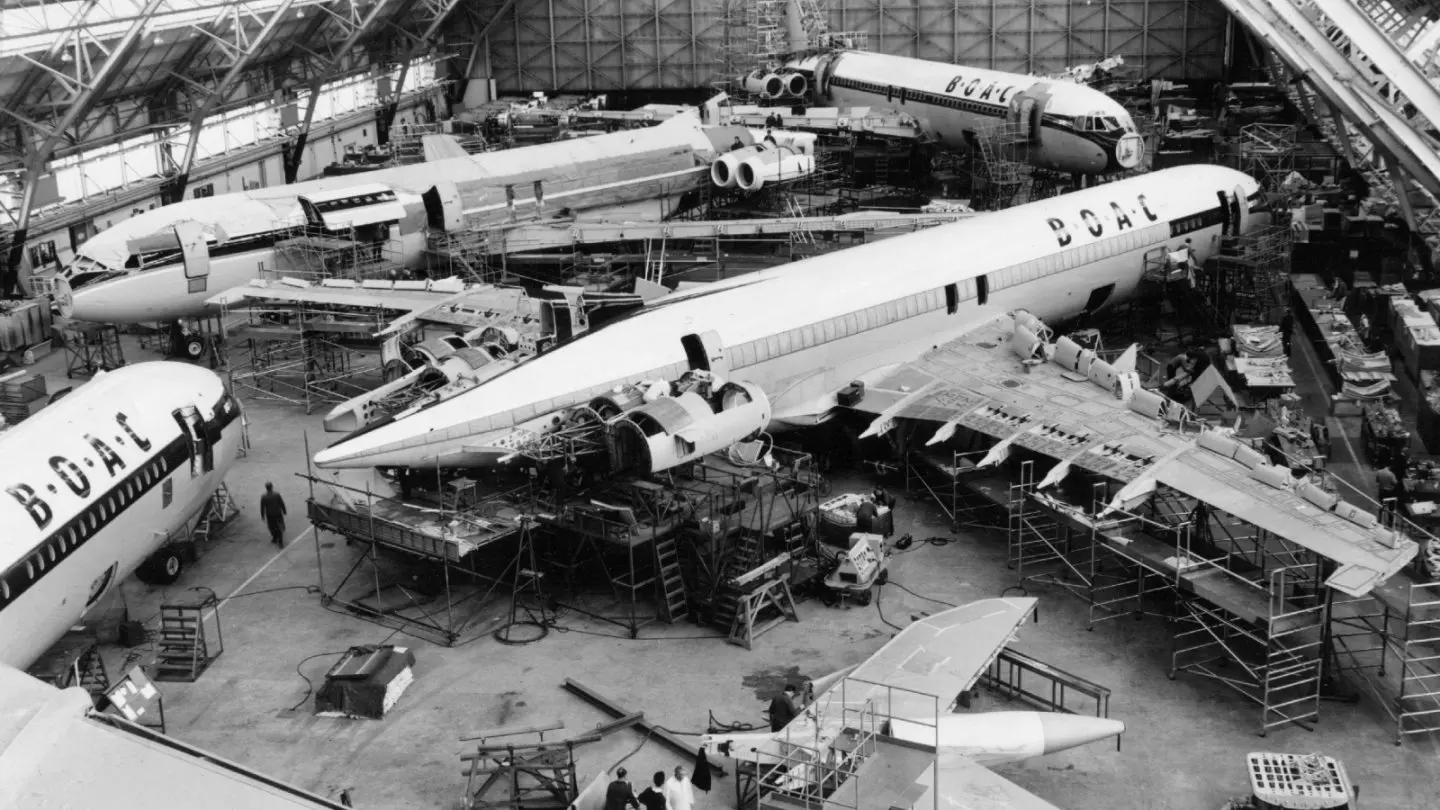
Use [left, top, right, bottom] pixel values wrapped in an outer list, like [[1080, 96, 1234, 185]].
[[604, 768, 640, 810], [664, 766, 695, 810], [260, 482, 287, 546], [637, 772, 666, 810]]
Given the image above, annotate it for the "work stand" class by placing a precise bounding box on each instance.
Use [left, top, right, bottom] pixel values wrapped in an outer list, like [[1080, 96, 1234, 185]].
[[154, 588, 224, 683], [727, 576, 799, 650], [459, 723, 583, 810], [60, 322, 125, 378], [27, 630, 111, 700]]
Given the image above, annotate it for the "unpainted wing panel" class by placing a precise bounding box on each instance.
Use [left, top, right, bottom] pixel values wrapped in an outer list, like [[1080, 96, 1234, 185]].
[[844, 310, 1417, 598], [782, 597, 1037, 750], [921, 750, 1063, 810]]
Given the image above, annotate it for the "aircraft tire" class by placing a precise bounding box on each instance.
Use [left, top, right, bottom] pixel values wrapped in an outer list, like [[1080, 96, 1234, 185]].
[[856, 587, 873, 607], [137, 547, 185, 586], [181, 336, 207, 362]]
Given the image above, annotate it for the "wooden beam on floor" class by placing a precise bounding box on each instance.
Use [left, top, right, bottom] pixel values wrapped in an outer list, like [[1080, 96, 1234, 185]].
[[561, 678, 727, 777]]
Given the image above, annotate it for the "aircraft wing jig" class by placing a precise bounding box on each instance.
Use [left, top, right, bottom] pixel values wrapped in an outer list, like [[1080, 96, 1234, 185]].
[[841, 310, 1417, 598]]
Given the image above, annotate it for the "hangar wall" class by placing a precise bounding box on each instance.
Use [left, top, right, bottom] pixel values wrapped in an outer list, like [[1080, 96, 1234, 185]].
[[483, 0, 1230, 92]]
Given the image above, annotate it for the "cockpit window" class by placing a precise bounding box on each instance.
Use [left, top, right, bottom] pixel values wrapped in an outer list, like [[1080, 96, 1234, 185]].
[[64, 256, 124, 290], [1076, 113, 1125, 133]]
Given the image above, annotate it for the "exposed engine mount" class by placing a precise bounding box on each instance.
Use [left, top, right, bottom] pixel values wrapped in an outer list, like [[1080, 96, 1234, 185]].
[[608, 378, 771, 474]]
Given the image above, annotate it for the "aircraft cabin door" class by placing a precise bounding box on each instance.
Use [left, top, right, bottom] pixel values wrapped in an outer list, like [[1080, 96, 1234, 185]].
[[1231, 186, 1246, 234], [422, 181, 463, 232], [172, 406, 213, 476], [681, 331, 729, 380], [174, 220, 211, 294], [1010, 96, 1037, 143]]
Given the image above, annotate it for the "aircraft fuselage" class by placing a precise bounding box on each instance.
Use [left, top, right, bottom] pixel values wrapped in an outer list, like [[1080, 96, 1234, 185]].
[[313, 165, 1263, 471], [0, 363, 243, 669]]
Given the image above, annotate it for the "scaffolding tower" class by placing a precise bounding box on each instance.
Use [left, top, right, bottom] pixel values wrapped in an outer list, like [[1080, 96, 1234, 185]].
[[269, 223, 406, 284], [226, 310, 389, 415], [970, 121, 1032, 211], [1194, 225, 1294, 326], [1238, 123, 1298, 191], [1330, 566, 1440, 744], [425, 229, 501, 283], [389, 122, 487, 166]]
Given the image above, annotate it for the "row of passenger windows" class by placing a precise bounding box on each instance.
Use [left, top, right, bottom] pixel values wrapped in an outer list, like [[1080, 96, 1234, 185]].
[[0, 458, 170, 602], [1170, 207, 1226, 238], [989, 224, 1169, 294], [831, 77, 1005, 117]]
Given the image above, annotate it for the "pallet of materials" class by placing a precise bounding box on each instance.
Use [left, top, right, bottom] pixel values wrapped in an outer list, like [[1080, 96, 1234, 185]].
[[0, 369, 47, 427], [0, 300, 53, 353]]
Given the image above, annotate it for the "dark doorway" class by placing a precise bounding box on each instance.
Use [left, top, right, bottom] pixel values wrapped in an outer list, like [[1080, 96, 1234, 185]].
[[976, 275, 989, 306]]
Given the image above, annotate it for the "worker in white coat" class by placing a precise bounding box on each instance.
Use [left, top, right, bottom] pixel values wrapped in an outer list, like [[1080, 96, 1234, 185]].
[[663, 766, 695, 810]]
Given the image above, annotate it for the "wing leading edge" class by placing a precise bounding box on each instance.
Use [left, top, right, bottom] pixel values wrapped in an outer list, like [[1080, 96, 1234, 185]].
[[844, 310, 1417, 597]]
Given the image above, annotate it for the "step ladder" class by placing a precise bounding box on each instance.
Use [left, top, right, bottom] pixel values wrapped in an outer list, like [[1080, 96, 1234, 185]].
[[154, 590, 223, 682], [654, 538, 689, 624], [191, 482, 239, 547], [75, 643, 111, 697]]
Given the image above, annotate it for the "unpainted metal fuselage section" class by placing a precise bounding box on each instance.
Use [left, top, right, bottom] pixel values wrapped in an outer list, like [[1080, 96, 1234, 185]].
[[312, 164, 1262, 472], [61, 114, 722, 324], [0, 362, 243, 670], [785, 50, 1146, 175]]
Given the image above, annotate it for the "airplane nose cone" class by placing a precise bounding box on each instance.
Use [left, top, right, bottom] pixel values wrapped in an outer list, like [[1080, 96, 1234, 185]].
[[1112, 132, 1144, 170], [1036, 713, 1125, 756], [54, 277, 75, 317]]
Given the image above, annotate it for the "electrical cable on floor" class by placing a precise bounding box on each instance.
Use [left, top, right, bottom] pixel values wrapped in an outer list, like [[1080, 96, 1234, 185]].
[[888, 581, 957, 608], [874, 584, 906, 632], [607, 725, 659, 773], [706, 710, 762, 733], [224, 585, 320, 600], [286, 650, 353, 712]]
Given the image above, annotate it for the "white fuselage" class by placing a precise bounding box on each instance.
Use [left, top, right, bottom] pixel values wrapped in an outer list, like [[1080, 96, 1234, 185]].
[[313, 164, 1262, 471], [0, 363, 243, 669], [794, 50, 1145, 174], [62, 115, 720, 324]]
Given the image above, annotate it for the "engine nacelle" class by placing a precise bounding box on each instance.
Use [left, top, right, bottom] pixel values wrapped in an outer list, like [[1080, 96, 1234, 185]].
[[742, 70, 785, 99], [737, 147, 816, 191], [711, 145, 765, 188], [747, 129, 817, 155], [610, 382, 771, 474], [588, 385, 648, 419], [323, 366, 428, 433], [782, 73, 808, 98], [323, 345, 502, 433]]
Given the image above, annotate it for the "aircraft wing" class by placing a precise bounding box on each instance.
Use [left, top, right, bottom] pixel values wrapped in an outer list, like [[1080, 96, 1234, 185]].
[[781, 597, 1036, 748], [924, 750, 1063, 810], [421, 133, 472, 162], [206, 283, 460, 314], [845, 311, 1417, 598], [0, 666, 346, 809]]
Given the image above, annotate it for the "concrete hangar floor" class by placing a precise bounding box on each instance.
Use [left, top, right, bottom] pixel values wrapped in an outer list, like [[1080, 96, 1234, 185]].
[[39, 334, 1433, 810]]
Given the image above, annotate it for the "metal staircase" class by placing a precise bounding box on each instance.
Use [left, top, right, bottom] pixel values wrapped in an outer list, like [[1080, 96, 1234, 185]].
[[154, 589, 223, 683], [654, 537, 690, 623]]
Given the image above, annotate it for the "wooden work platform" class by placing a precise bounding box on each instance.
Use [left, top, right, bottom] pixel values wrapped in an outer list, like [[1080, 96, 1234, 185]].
[[308, 497, 523, 561]]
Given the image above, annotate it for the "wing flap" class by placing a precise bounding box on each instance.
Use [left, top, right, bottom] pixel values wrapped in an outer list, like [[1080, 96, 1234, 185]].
[[843, 309, 1417, 598], [925, 751, 1063, 810]]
